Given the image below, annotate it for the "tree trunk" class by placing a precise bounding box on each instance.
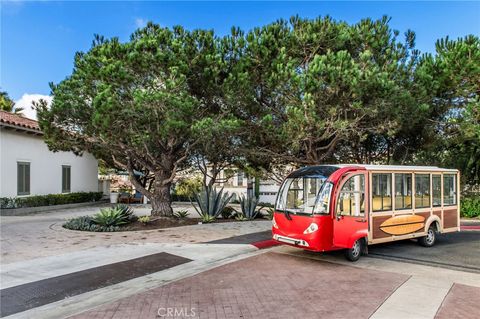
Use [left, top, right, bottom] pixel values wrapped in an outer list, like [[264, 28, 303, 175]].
[[151, 183, 173, 217]]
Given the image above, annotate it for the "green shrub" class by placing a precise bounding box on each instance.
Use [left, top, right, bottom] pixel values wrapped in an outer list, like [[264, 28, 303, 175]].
[[174, 177, 202, 199], [63, 216, 93, 230], [63, 216, 122, 232], [62, 204, 135, 232], [1, 192, 103, 209], [138, 215, 151, 225], [173, 210, 190, 219], [221, 206, 237, 219], [461, 196, 480, 218]]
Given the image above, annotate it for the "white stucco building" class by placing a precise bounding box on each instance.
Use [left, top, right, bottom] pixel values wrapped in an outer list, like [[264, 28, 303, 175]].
[[0, 111, 98, 198]]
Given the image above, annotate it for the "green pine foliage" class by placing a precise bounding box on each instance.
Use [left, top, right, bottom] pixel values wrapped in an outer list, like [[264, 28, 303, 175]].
[[35, 17, 480, 220]]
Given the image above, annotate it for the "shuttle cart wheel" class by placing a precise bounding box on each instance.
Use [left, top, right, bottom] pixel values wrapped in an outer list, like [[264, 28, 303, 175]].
[[419, 226, 436, 247], [345, 239, 363, 262]]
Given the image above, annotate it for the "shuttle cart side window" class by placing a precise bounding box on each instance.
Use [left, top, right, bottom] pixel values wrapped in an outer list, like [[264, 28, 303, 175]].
[[443, 174, 457, 206], [337, 175, 365, 217], [432, 175, 442, 207]]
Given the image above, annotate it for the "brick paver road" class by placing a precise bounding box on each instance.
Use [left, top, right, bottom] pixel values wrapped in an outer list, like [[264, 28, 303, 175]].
[[71, 252, 409, 319], [435, 283, 480, 319]]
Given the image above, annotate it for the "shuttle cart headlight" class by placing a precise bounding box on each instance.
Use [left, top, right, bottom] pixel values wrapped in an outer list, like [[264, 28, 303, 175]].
[[303, 223, 318, 234], [272, 216, 279, 229]]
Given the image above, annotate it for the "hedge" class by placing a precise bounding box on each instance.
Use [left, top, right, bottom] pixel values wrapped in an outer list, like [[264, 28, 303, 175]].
[[0, 192, 103, 209], [461, 196, 480, 218]]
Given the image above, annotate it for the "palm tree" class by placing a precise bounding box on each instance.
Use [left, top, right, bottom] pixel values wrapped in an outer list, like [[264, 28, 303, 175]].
[[0, 91, 23, 115]]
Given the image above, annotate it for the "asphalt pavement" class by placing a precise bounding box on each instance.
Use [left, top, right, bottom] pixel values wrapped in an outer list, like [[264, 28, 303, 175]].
[[368, 231, 480, 273]]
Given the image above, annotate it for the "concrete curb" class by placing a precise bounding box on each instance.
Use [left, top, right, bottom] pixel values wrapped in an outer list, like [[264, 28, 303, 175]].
[[461, 225, 480, 231], [461, 218, 480, 226], [251, 239, 280, 249]]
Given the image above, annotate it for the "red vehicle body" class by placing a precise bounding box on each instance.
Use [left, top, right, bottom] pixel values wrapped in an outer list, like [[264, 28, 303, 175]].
[[272, 165, 460, 261]]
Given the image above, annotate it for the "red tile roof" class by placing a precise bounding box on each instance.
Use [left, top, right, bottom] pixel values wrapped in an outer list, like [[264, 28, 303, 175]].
[[0, 110, 42, 133]]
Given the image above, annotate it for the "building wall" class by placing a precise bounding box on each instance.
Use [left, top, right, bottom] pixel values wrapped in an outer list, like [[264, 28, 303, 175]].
[[0, 129, 98, 198], [258, 183, 280, 204]]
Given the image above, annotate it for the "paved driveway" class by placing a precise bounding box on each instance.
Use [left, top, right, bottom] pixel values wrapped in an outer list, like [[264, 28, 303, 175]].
[[0, 204, 271, 264]]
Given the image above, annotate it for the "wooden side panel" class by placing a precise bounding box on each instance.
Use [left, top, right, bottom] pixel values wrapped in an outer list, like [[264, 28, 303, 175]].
[[444, 209, 458, 228], [372, 215, 392, 239], [415, 212, 430, 220], [433, 210, 442, 228]]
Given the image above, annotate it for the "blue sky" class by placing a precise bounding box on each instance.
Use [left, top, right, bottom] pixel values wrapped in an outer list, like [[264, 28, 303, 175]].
[[1, 1, 479, 102]]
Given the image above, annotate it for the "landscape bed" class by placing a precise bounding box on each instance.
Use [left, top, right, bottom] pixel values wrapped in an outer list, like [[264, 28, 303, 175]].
[[62, 204, 268, 232]]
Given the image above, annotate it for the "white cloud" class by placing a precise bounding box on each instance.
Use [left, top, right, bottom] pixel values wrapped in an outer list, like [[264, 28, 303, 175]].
[[14, 94, 52, 120], [135, 18, 147, 29]]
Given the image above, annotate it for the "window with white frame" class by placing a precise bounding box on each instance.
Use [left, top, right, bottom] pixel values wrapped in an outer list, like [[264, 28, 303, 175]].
[[415, 174, 431, 208], [443, 174, 457, 206], [432, 175, 442, 207], [337, 174, 365, 217], [394, 173, 412, 210], [372, 173, 392, 212]]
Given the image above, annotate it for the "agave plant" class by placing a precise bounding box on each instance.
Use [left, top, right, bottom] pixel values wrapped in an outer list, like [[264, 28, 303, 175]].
[[92, 206, 130, 227], [115, 204, 136, 221], [173, 210, 190, 219], [200, 214, 217, 223], [239, 194, 259, 220], [234, 212, 249, 221], [193, 185, 233, 223]]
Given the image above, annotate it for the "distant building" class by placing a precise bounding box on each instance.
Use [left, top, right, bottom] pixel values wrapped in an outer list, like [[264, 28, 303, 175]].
[[0, 111, 98, 198], [209, 169, 281, 205]]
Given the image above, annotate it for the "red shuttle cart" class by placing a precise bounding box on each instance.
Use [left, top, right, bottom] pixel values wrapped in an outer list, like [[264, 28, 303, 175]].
[[272, 165, 460, 261]]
